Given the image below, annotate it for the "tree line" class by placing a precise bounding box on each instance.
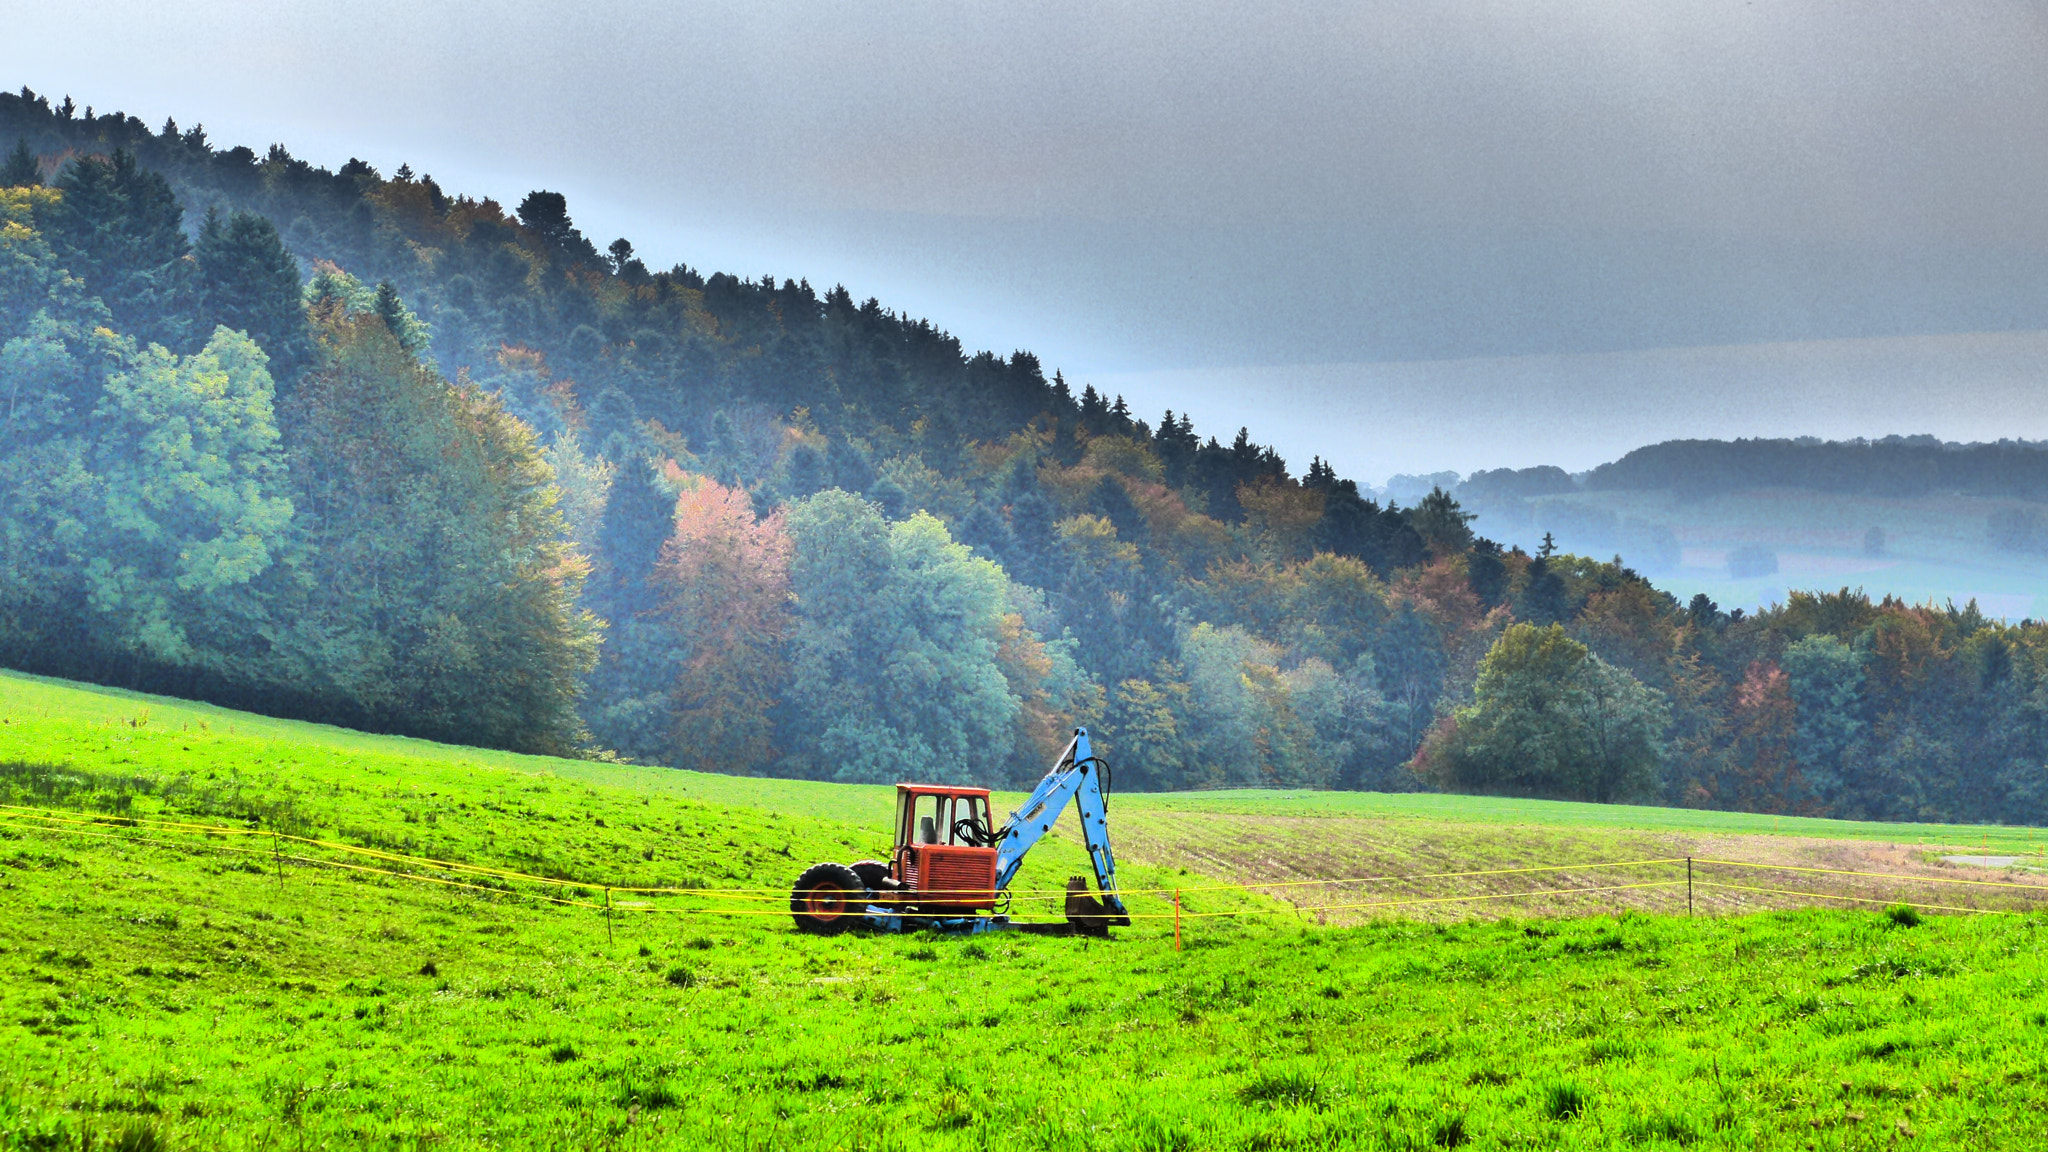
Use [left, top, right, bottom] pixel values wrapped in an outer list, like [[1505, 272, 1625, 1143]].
[[1582, 436, 2048, 501], [2, 87, 2043, 823]]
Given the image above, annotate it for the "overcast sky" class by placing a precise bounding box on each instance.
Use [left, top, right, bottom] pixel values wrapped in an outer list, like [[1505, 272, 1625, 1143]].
[[9, 1, 2048, 479]]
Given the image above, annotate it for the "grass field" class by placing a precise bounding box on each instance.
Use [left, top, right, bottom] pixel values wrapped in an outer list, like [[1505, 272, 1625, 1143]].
[[4, 669, 2048, 1149]]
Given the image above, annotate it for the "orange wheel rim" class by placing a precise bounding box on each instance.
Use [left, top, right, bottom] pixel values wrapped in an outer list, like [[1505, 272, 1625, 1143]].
[[805, 888, 848, 920]]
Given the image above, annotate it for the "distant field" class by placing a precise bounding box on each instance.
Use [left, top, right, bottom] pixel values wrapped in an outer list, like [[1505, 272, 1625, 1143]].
[[1471, 486, 2048, 617], [1130, 786, 2048, 845], [4, 669, 2048, 1149]]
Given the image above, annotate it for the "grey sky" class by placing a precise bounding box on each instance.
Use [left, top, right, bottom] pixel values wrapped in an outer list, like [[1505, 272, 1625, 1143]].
[[8, 1, 2048, 479]]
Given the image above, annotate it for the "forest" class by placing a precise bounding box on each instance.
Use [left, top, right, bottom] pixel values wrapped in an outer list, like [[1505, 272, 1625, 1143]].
[[3, 85, 2045, 825]]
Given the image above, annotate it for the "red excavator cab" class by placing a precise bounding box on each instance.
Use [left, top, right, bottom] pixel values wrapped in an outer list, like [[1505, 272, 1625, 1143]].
[[893, 784, 998, 912]]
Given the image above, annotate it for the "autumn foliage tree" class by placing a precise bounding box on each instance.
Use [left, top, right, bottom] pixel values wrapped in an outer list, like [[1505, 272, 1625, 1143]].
[[1730, 661, 1804, 813], [653, 470, 792, 771]]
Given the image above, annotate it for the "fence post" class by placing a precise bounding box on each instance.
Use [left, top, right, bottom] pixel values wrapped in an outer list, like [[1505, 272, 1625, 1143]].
[[273, 831, 283, 889], [1687, 858, 1693, 918], [605, 887, 614, 945], [1173, 888, 1181, 953]]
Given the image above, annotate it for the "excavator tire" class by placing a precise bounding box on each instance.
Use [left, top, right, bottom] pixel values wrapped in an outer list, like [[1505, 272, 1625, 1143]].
[[847, 860, 892, 890], [790, 862, 866, 934]]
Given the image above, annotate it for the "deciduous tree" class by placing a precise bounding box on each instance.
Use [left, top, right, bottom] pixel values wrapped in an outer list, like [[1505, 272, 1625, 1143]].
[[285, 284, 598, 752], [83, 328, 295, 670], [653, 471, 792, 771], [1418, 623, 1668, 803], [781, 491, 1020, 784]]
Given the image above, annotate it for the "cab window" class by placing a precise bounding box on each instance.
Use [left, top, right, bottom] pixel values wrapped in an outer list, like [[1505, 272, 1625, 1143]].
[[947, 796, 990, 845], [909, 793, 943, 845]]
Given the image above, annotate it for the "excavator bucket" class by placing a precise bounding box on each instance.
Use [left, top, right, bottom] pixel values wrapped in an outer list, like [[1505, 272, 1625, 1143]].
[[1062, 875, 1113, 937]]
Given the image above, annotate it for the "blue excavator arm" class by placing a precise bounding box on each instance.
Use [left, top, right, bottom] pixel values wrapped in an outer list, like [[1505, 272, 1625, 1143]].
[[992, 728, 1130, 922]]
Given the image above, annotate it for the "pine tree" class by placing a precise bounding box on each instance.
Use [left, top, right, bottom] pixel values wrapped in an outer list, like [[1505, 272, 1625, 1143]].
[[582, 457, 687, 760], [826, 436, 875, 491], [1078, 383, 1107, 432], [1314, 480, 1426, 576], [516, 190, 597, 263], [0, 317, 99, 667], [781, 442, 829, 499], [197, 208, 309, 381], [0, 139, 38, 187], [954, 500, 1016, 561], [1686, 593, 1722, 629], [868, 473, 909, 519], [1152, 410, 1200, 487], [1519, 556, 1570, 625], [372, 280, 426, 354], [1004, 482, 1062, 590], [1468, 538, 1509, 605], [1406, 486, 1476, 554], [48, 150, 196, 350]]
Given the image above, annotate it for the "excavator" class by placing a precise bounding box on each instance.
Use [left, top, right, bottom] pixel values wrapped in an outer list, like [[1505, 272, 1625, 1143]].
[[787, 728, 1132, 936]]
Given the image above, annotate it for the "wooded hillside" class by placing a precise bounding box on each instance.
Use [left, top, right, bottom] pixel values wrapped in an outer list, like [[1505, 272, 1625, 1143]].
[[4, 86, 2044, 824]]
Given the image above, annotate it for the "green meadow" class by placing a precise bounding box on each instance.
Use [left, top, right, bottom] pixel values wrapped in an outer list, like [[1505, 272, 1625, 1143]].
[[3, 669, 2046, 1150]]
